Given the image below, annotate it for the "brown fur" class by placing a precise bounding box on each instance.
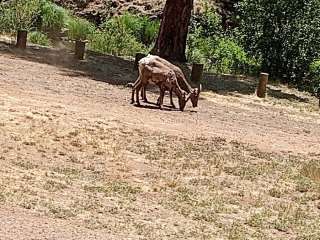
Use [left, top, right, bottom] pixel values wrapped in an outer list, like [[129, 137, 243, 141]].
[[131, 57, 187, 111]]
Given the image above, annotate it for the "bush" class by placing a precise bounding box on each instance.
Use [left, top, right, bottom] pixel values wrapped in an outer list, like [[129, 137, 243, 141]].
[[187, 7, 258, 74], [88, 14, 152, 57], [38, 0, 68, 32], [187, 32, 258, 74], [0, 0, 41, 32], [238, 0, 320, 84], [66, 17, 95, 40], [28, 31, 51, 46], [88, 29, 146, 57], [189, 3, 222, 38], [103, 13, 159, 46], [309, 60, 320, 94]]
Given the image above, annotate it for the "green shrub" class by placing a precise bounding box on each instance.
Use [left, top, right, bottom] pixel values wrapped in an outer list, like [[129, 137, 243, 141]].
[[66, 17, 95, 41], [189, 3, 222, 38], [309, 60, 320, 94], [238, 0, 320, 84], [187, 32, 258, 74], [28, 31, 51, 46], [102, 13, 159, 46], [88, 29, 146, 57], [0, 0, 41, 32], [141, 18, 159, 46], [0, 4, 11, 32], [38, 0, 68, 32], [88, 14, 151, 56], [187, 7, 258, 75]]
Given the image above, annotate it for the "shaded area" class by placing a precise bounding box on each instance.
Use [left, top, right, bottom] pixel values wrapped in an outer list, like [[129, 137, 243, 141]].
[[203, 72, 310, 103], [0, 41, 311, 104], [268, 89, 309, 103], [0, 41, 138, 86], [203, 73, 256, 95]]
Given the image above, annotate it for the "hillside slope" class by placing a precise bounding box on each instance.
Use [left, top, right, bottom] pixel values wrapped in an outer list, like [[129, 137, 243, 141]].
[[53, 0, 237, 25]]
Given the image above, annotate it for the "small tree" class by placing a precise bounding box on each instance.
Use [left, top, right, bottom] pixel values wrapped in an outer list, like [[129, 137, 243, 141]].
[[0, 0, 40, 48], [0, 0, 40, 31], [238, 0, 320, 84]]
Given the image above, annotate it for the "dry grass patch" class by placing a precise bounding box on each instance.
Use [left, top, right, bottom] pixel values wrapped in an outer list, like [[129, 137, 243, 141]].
[[0, 112, 319, 238]]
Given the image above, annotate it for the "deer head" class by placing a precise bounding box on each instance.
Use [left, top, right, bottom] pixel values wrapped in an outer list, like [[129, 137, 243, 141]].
[[178, 91, 188, 111], [187, 84, 202, 107]]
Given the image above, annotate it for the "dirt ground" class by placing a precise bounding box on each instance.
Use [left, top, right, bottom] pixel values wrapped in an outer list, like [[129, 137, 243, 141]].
[[0, 42, 320, 239]]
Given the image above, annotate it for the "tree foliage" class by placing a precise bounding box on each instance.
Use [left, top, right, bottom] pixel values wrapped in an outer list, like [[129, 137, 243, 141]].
[[187, 4, 258, 74], [238, 0, 320, 84], [0, 0, 40, 31], [309, 60, 320, 93]]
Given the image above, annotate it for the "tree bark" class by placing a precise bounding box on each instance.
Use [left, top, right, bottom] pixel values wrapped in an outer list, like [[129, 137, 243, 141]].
[[151, 0, 193, 62]]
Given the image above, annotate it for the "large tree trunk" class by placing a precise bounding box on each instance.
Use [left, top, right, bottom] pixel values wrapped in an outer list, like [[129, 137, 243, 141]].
[[151, 0, 193, 62]]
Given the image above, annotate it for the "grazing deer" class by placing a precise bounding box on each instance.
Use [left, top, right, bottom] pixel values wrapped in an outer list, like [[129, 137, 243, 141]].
[[131, 55, 187, 111], [137, 55, 202, 108]]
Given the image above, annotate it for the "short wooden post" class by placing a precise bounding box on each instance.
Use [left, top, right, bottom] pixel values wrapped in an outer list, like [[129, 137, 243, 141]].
[[317, 88, 320, 108], [134, 53, 146, 70], [75, 40, 86, 60], [191, 63, 204, 84], [16, 30, 28, 49], [257, 72, 269, 98]]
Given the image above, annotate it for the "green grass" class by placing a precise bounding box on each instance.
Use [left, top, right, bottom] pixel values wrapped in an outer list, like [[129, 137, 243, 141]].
[[88, 29, 146, 57], [39, 0, 69, 32], [66, 16, 95, 41], [0, 0, 41, 32], [28, 31, 51, 46]]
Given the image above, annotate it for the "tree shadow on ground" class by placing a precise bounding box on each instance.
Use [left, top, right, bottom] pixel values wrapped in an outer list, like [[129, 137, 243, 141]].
[[0, 41, 310, 103], [203, 72, 310, 103], [0, 41, 138, 86], [267, 89, 309, 103], [203, 73, 256, 95]]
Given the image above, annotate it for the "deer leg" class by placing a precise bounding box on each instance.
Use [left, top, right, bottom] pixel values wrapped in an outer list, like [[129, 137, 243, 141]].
[[135, 83, 143, 106], [131, 87, 136, 104], [156, 95, 160, 106], [142, 86, 148, 102], [169, 89, 176, 108], [140, 86, 144, 99], [131, 77, 140, 104], [156, 86, 162, 106], [158, 87, 165, 110]]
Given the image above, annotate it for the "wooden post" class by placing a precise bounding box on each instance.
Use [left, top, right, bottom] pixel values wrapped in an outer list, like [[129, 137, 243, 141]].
[[16, 30, 28, 49], [317, 88, 320, 108], [191, 63, 204, 84], [75, 40, 86, 60], [134, 53, 146, 70], [257, 73, 269, 98]]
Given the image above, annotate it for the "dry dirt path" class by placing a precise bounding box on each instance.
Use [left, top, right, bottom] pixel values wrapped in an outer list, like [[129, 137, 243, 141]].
[[0, 45, 320, 239], [0, 49, 319, 155]]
